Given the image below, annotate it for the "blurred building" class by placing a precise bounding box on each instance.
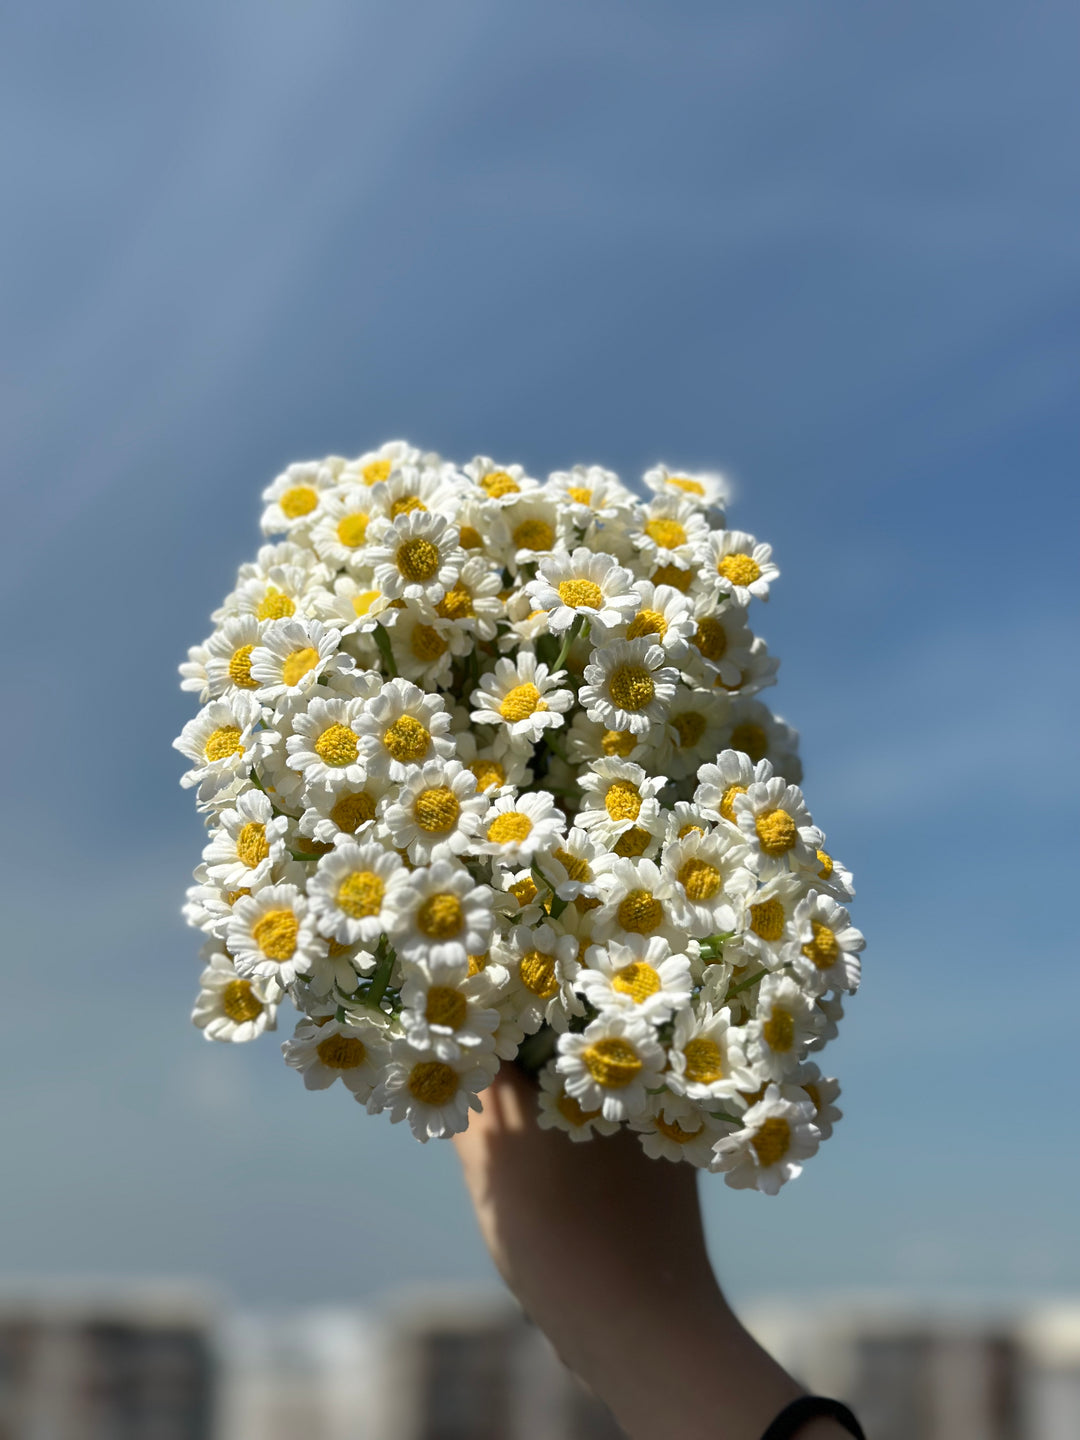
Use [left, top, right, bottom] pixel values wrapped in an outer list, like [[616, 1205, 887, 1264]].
[[0, 1287, 215, 1440]]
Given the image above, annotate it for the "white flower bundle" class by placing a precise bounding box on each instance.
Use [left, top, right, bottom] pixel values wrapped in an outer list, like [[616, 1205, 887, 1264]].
[[175, 440, 864, 1193]]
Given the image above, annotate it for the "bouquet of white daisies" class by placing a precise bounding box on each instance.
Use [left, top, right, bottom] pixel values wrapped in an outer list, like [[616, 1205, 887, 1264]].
[[175, 441, 863, 1193]]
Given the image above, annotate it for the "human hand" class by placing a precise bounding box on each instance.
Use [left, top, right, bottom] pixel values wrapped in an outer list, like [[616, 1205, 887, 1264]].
[[453, 1063, 848, 1440]]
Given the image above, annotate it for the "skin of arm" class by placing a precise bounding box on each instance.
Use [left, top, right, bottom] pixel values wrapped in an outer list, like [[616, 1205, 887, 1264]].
[[453, 1063, 850, 1440]]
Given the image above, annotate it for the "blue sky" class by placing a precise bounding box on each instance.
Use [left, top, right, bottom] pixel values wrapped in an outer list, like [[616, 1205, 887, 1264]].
[[2, 0, 1079, 1305]]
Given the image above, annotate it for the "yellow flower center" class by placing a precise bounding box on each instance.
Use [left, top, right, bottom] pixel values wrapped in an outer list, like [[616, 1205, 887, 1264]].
[[557, 578, 603, 610], [410, 624, 447, 662], [645, 518, 687, 550], [608, 664, 655, 712], [616, 889, 663, 934], [256, 587, 295, 621], [459, 525, 483, 549], [552, 848, 591, 882], [612, 827, 651, 858], [236, 821, 269, 869], [499, 682, 546, 722], [755, 809, 798, 856], [508, 876, 538, 907], [717, 553, 761, 588], [654, 1112, 703, 1143], [469, 758, 506, 791], [752, 1117, 791, 1167], [719, 783, 747, 822], [396, 536, 441, 582], [351, 589, 381, 616], [205, 726, 243, 761], [279, 485, 318, 518], [802, 921, 840, 970], [487, 811, 532, 844], [337, 513, 369, 548], [730, 723, 768, 763], [251, 909, 299, 961], [416, 892, 465, 939], [601, 729, 637, 757], [651, 564, 692, 592], [604, 780, 641, 822], [611, 961, 661, 1003], [626, 608, 667, 641], [750, 897, 785, 942], [436, 585, 475, 621], [282, 646, 320, 687], [680, 824, 704, 840], [382, 715, 431, 762], [408, 1060, 459, 1106], [682, 1036, 725, 1084], [228, 644, 258, 688], [668, 475, 705, 497], [567, 485, 593, 505], [692, 617, 728, 662], [672, 711, 706, 749], [480, 470, 520, 498], [317, 1034, 367, 1069], [583, 1037, 642, 1089], [390, 495, 425, 518], [362, 459, 392, 485], [222, 979, 263, 1023], [225, 888, 251, 906], [413, 786, 461, 833], [467, 952, 488, 976], [315, 723, 360, 767], [816, 849, 834, 879], [678, 857, 721, 902], [512, 518, 555, 551], [557, 1092, 602, 1125], [336, 871, 385, 918], [425, 985, 468, 1029], [329, 791, 376, 832], [520, 949, 559, 998], [762, 1008, 795, 1053]]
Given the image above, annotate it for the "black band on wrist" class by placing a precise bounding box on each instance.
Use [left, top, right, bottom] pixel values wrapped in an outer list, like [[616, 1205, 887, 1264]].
[[760, 1395, 866, 1440]]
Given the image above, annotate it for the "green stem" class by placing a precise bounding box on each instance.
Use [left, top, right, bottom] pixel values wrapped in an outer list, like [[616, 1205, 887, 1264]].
[[366, 937, 397, 1010], [551, 615, 584, 673], [728, 967, 768, 998], [373, 623, 398, 678]]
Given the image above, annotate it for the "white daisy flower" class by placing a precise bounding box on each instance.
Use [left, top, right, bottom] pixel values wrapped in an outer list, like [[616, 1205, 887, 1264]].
[[565, 711, 650, 768], [787, 1063, 843, 1141], [632, 1093, 736, 1168], [645, 558, 699, 597], [400, 968, 500, 1061], [556, 1013, 665, 1123], [476, 791, 567, 866], [733, 777, 823, 880], [700, 529, 779, 605], [651, 684, 728, 780], [227, 883, 322, 987], [502, 495, 563, 565], [354, 678, 456, 780], [630, 494, 711, 570], [607, 581, 695, 660], [684, 599, 756, 689], [369, 462, 461, 522], [286, 694, 369, 793], [224, 563, 313, 625], [297, 774, 392, 847], [462, 456, 540, 505], [666, 1004, 755, 1103], [525, 548, 639, 633], [451, 493, 512, 565], [710, 1084, 820, 1195], [577, 935, 692, 1023], [250, 617, 350, 705], [180, 615, 264, 703], [192, 949, 279, 1043], [430, 556, 505, 641], [202, 789, 290, 890], [307, 574, 395, 638], [576, 759, 667, 844], [787, 891, 864, 995], [260, 460, 337, 534], [470, 653, 574, 747], [661, 800, 712, 847], [536, 1060, 621, 1142], [728, 872, 809, 973], [282, 1013, 389, 1099], [503, 921, 580, 1032], [385, 605, 469, 687], [661, 827, 755, 939], [173, 692, 264, 804], [385, 859, 495, 967], [589, 856, 684, 947], [547, 465, 635, 532], [580, 638, 679, 736], [806, 992, 844, 1053], [643, 463, 729, 512], [371, 1038, 499, 1141], [694, 749, 775, 830], [711, 635, 780, 701], [453, 731, 533, 797], [720, 698, 801, 780], [308, 486, 383, 569], [382, 759, 486, 863], [809, 846, 855, 903], [339, 439, 421, 489], [306, 841, 410, 945], [745, 973, 824, 1081], [534, 827, 604, 903], [365, 510, 464, 605]]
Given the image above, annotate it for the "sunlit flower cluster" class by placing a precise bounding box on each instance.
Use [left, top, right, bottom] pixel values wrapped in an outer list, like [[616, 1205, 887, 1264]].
[[175, 441, 863, 1192]]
